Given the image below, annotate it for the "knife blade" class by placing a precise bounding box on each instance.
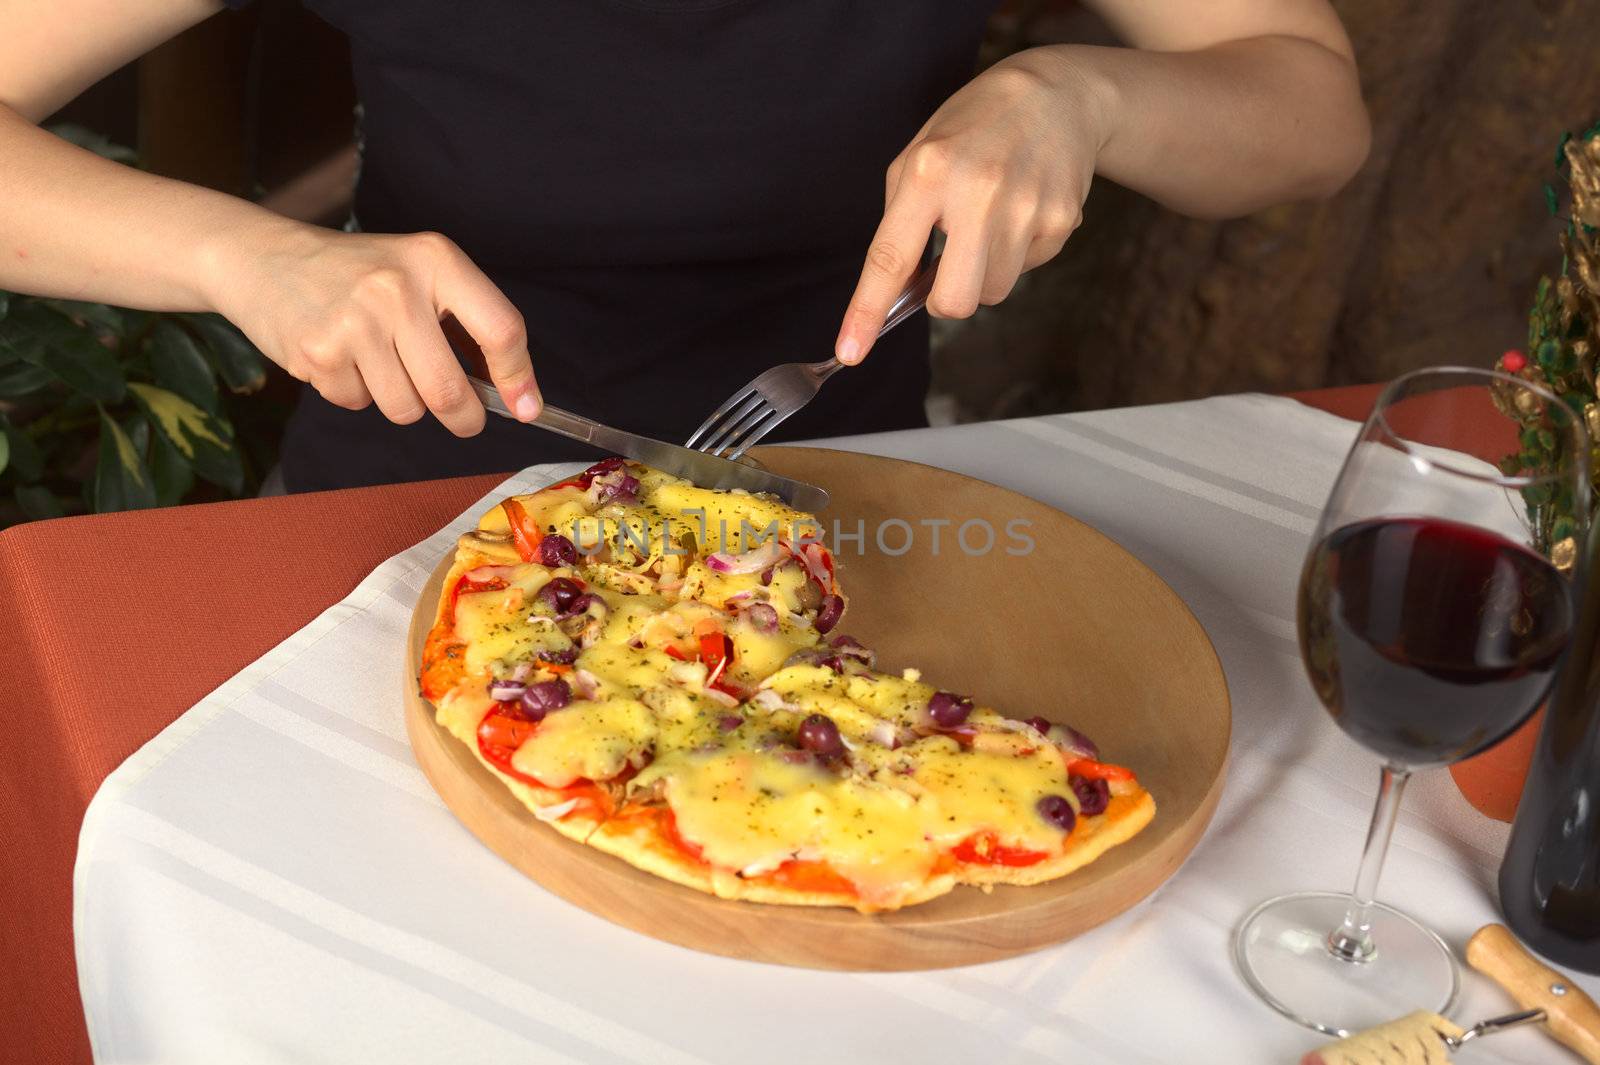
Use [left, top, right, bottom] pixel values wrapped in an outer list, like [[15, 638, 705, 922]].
[[468, 377, 829, 513]]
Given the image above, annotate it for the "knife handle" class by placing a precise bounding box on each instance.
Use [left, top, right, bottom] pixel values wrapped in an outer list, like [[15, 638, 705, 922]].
[[466, 376, 601, 446], [1467, 924, 1600, 1063]]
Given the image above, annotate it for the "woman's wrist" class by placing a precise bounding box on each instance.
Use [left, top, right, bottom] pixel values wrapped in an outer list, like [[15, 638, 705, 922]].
[[1000, 44, 1122, 161], [193, 207, 319, 318]]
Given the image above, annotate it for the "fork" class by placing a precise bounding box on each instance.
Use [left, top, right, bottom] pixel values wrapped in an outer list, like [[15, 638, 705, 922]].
[[684, 255, 940, 461]]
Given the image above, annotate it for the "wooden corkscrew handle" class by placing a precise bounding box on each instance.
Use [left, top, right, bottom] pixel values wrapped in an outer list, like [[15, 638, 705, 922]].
[[1467, 924, 1600, 1063]]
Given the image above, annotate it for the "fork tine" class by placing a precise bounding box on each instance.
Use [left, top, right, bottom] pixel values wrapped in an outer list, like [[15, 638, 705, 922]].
[[685, 389, 763, 451], [694, 393, 771, 456], [724, 408, 790, 462], [705, 400, 778, 457]]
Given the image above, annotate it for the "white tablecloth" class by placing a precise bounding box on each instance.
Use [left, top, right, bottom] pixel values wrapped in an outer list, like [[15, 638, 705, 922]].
[[75, 394, 1596, 1064]]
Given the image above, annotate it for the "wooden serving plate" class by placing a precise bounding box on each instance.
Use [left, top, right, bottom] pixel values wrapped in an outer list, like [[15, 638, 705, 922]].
[[404, 447, 1230, 971]]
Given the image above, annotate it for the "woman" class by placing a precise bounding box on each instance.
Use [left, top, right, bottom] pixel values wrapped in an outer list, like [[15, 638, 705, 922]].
[[0, 0, 1369, 491]]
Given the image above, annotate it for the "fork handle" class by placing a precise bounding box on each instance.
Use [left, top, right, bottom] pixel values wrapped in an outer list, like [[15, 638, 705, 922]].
[[814, 254, 942, 381], [882, 253, 941, 337]]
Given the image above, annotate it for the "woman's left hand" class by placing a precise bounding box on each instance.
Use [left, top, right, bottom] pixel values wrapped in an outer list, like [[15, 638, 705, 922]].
[[834, 51, 1105, 365]]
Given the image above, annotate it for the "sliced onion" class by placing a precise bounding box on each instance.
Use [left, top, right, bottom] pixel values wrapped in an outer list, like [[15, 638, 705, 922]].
[[813, 594, 844, 634], [783, 648, 845, 673], [793, 542, 832, 588], [532, 798, 581, 823], [464, 564, 516, 583], [705, 540, 785, 575], [508, 662, 534, 683], [867, 720, 898, 748], [742, 602, 780, 634], [488, 678, 527, 702], [1063, 726, 1100, 761], [571, 669, 602, 700], [537, 646, 579, 666], [740, 854, 790, 878], [587, 466, 640, 506], [704, 687, 740, 708], [751, 688, 794, 712], [829, 635, 874, 666]]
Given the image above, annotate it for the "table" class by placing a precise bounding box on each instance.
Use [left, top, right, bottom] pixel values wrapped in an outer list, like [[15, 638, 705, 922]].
[[0, 383, 1522, 1064], [72, 388, 1591, 1063]]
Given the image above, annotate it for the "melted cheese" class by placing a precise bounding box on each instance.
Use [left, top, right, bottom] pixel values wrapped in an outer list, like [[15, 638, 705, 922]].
[[639, 750, 938, 905], [454, 569, 568, 673], [510, 697, 654, 787], [648, 482, 812, 554]]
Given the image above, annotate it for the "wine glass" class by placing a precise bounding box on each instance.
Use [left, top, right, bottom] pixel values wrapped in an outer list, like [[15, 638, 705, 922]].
[[1234, 366, 1591, 1036]]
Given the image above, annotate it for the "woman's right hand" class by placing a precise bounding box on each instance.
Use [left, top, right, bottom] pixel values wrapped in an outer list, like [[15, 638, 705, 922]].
[[208, 222, 539, 436]]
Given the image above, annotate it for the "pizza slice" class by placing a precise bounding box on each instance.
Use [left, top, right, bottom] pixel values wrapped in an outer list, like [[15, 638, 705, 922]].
[[417, 458, 1154, 912]]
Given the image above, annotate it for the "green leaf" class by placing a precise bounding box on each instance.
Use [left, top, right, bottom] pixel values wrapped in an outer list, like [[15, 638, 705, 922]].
[[0, 361, 59, 397], [0, 429, 9, 478], [39, 299, 123, 333], [14, 484, 65, 522], [0, 302, 126, 402], [128, 412, 195, 506], [2, 420, 43, 482], [0, 290, 9, 322], [126, 382, 242, 495], [183, 314, 267, 394], [147, 320, 220, 413], [92, 407, 157, 512], [1537, 338, 1562, 369]]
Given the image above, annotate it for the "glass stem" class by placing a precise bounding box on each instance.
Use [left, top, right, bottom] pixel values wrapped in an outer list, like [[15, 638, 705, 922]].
[[1328, 763, 1411, 963]]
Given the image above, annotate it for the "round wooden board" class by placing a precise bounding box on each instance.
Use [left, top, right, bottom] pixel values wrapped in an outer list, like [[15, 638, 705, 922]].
[[404, 446, 1230, 971]]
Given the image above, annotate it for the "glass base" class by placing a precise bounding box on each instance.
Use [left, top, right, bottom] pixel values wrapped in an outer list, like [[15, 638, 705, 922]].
[[1234, 891, 1460, 1036]]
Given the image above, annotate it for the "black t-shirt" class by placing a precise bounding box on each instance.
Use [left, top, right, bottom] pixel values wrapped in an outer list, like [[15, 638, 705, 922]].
[[232, 1, 997, 490]]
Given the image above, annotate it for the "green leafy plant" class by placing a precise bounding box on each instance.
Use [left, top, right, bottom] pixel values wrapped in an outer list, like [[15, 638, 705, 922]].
[[1493, 119, 1600, 571], [0, 126, 272, 527]]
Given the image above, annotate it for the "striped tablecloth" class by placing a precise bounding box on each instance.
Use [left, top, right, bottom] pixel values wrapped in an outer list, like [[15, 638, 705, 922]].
[[74, 393, 1592, 1064]]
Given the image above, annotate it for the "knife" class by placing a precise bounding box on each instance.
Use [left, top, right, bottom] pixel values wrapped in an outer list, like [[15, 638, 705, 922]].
[[467, 376, 829, 513]]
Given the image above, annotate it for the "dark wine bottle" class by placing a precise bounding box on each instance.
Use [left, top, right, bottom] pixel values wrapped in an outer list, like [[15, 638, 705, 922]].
[[1499, 528, 1600, 973]]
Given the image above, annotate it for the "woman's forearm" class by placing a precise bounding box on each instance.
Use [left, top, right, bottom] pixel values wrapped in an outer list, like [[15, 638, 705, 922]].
[[1024, 36, 1371, 219], [0, 102, 298, 311]]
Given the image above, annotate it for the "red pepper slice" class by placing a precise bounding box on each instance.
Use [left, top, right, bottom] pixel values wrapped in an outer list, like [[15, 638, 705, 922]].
[[660, 808, 705, 863], [476, 704, 546, 784], [699, 632, 734, 679], [450, 574, 510, 623], [477, 705, 637, 793], [501, 498, 543, 562], [764, 858, 857, 896], [951, 831, 1050, 868], [1066, 758, 1135, 783]]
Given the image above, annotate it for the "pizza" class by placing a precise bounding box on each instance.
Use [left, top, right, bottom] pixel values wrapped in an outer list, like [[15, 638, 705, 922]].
[[418, 457, 1155, 913]]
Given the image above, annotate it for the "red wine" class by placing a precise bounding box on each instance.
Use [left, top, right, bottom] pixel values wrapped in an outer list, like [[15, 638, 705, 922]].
[[1299, 517, 1573, 767], [1501, 528, 1600, 973]]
